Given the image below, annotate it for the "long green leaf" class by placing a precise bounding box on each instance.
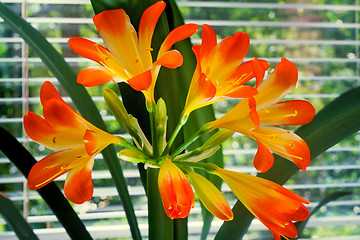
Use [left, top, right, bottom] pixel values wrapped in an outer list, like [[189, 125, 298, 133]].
[[0, 3, 141, 239], [0, 127, 92, 240], [0, 194, 38, 240], [215, 86, 360, 239], [293, 190, 352, 239]]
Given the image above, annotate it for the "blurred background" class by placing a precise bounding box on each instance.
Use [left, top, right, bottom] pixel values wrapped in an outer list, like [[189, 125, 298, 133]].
[[0, 0, 359, 239]]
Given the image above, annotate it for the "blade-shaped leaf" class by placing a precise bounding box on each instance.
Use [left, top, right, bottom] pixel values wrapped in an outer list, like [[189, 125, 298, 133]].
[[0, 3, 140, 240], [215, 86, 360, 239], [293, 190, 352, 239], [0, 193, 38, 240]]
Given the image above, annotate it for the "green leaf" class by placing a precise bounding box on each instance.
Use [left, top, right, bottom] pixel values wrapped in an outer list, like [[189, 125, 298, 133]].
[[0, 193, 38, 240], [0, 127, 92, 240], [293, 191, 352, 239], [0, 3, 141, 240], [215, 86, 360, 240]]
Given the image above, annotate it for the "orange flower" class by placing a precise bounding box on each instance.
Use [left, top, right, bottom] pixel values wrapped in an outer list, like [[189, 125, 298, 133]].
[[209, 58, 316, 172], [24, 81, 120, 204], [158, 157, 195, 219], [68, 1, 198, 105], [182, 24, 269, 116], [212, 165, 310, 240]]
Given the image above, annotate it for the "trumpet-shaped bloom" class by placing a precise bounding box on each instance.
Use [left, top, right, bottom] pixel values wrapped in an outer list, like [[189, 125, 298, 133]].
[[24, 81, 120, 204], [209, 58, 316, 172], [158, 157, 195, 219], [212, 165, 310, 240], [68, 1, 198, 105], [185, 168, 233, 221], [182, 24, 270, 116]]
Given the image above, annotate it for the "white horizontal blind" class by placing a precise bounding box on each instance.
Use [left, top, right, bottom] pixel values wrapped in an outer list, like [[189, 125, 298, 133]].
[[0, 0, 359, 239]]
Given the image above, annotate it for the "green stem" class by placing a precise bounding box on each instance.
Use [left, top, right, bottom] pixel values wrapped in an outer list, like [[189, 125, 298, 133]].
[[163, 114, 188, 156], [147, 168, 173, 240], [174, 218, 188, 240], [170, 130, 202, 158], [150, 108, 160, 159]]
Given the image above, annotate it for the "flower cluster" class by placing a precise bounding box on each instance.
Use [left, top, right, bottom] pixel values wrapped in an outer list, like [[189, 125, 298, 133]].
[[24, 2, 316, 239]]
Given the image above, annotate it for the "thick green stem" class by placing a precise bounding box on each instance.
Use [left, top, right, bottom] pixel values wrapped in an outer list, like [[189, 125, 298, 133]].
[[174, 218, 188, 240], [147, 168, 173, 240]]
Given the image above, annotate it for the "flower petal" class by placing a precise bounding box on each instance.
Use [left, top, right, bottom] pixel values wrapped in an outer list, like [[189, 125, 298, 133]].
[[68, 37, 108, 64], [183, 72, 217, 115], [255, 58, 298, 108], [258, 100, 316, 126], [93, 8, 138, 71], [158, 23, 199, 57], [253, 136, 274, 173], [127, 69, 152, 91], [77, 66, 121, 87], [206, 31, 250, 81], [251, 126, 310, 171], [40, 81, 63, 106], [224, 85, 258, 99], [23, 112, 56, 147], [138, 1, 166, 58], [198, 24, 217, 63], [187, 169, 233, 221], [154, 50, 183, 69], [64, 159, 94, 204], [27, 147, 89, 190]]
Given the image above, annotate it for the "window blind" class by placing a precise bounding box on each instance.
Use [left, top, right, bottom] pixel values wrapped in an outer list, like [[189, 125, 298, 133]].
[[0, 0, 359, 239]]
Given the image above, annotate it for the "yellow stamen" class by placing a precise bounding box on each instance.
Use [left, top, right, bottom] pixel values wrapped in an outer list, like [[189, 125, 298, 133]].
[[34, 168, 67, 188], [129, 30, 145, 72]]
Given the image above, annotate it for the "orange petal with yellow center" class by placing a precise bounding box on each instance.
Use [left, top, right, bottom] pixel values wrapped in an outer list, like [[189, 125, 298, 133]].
[[154, 50, 183, 69], [68, 37, 108, 64], [77, 66, 120, 87], [258, 100, 316, 126], [206, 32, 250, 81], [183, 72, 216, 115], [253, 136, 274, 173], [93, 8, 138, 71], [224, 85, 258, 99], [127, 70, 152, 91], [27, 147, 90, 190], [64, 159, 94, 204], [250, 126, 310, 170], [255, 58, 298, 109], [187, 169, 233, 221], [158, 158, 195, 219]]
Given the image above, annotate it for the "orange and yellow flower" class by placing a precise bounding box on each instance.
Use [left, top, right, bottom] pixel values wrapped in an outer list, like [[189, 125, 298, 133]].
[[68, 1, 198, 106], [158, 157, 195, 219], [208, 58, 316, 172], [24, 81, 120, 204], [211, 165, 310, 240], [182, 24, 270, 116]]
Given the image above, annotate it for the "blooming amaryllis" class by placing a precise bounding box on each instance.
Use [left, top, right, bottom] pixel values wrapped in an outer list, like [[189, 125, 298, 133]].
[[24, 81, 120, 204], [182, 24, 269, 117], [68, 1, 198, 106], [208, 58, 316, 172]]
